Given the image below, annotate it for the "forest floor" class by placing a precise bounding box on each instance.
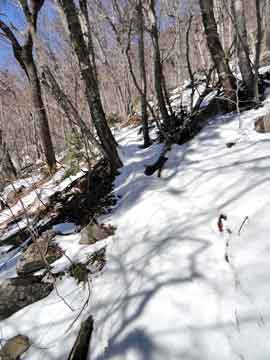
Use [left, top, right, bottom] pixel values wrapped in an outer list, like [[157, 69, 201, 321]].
[[0, 91, 270, 359]]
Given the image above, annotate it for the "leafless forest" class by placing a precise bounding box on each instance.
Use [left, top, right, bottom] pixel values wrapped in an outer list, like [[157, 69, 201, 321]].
[[0, 0, 269, 180]]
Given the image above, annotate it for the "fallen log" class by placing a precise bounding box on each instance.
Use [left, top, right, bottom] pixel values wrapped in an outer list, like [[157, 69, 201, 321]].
[[68, 315, 94, 360]]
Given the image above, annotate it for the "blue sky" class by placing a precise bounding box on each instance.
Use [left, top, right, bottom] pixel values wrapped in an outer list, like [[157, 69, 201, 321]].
[[0, 0, 60, 73], [0, 0, 197, 74], [0, 1, 26, 71]]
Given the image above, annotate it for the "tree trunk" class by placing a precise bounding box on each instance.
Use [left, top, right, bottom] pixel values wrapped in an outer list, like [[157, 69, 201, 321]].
[[25, 58, 56, 172], [41, 65, 105, 156], [231, 0, 254, 98], [0, 1, 56, 174], [265, 0, 270, 56], [0, 129, 17, 186], [57, 0, 122, 172], [199, 0, 236, 110], [147, 0, 171, 128], [136, 0, 151, 147], [254, 0, 262, 104]]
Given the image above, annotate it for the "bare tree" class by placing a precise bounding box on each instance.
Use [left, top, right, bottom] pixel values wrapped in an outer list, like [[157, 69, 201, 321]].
[[136, 0, 151, 147], [56, 0, 122, 172], [265, 0, 270, 56], [0, 129, 17, 187], [199, 0, 236, 110], [254, 0, 263, 104], [146, 0, 171, 128], [231, 0, 254, 98], [0, 0, 56, 173]]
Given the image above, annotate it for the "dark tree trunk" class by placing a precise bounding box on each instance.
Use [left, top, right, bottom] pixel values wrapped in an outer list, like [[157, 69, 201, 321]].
[[58, 0, 122, 172], [254, 0, 262, 104], [136, 0, 151, 148], [231, 0, 254, 98], [0, 129, 17, 186], [0, 0, 56, 174], [25, 58, 56, 172], [147, 0, 171, 128], [199, 0, 236, 110], [41, 65, 105, 156]]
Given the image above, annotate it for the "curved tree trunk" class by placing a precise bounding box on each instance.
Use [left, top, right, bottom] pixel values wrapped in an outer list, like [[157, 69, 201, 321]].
[[0, 1, 56, 174], [199, 0, 236, 110], [57, 0, 122, 172]]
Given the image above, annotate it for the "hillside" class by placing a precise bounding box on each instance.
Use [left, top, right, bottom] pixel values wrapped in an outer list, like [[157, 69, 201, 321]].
[[0, 93, 269, 359]]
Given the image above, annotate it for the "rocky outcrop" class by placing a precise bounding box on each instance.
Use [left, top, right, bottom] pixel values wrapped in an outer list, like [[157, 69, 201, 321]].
[[16, 230, 61, 276], [79, 222, 114, 245], [0, 335, 30, 359], [254, 115, 270, 133], [0, 276, 53, 320], [68, 315, 93, 360]]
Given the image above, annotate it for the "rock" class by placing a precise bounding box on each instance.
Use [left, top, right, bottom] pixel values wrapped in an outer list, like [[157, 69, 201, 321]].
[[0, 276, 53, 320], [226, 142, 236, 148], [254, 115, 270, 133], [68, 315, 93, 360], [79, 222, 114, 245], [0, 335, 30, 360], [17, 237, 62, 276]]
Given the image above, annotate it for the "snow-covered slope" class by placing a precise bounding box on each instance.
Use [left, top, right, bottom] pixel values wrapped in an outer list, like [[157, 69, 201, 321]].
[[90, 103, 270, 359], [0, 98, 270, 360]]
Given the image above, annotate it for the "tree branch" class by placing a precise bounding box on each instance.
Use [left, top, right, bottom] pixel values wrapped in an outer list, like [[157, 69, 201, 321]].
[[0, 19, 29, 77]]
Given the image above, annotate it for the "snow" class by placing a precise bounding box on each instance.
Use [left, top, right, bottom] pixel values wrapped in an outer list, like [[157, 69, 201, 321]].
[[0, 276, 90, 360], [170, 82, 217, 112], [0, 236, 32, 280], [1, 175, 42, 202], [53, 222, 78, 235], [259, 64, 270, 75], [0, 97, 270, 359], [51, 234, 109, 274], [89, 104, 270, 359], [0, 168, 87, 281], [0, 168, 86, 229]]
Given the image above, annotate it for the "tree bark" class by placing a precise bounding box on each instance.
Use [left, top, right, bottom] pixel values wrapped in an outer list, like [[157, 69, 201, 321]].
[[199, 0, 236, 110], [57, 0, 122, 172], [147, 0, 171, 128], [25, 57, 56, 172], [231, 0, 254, 98], [136, 0, 151, 147], [254, 0, 262, 104], [0, 129, 17, 186], [41, 66, 105, 156], [265, 0, 270, 56]]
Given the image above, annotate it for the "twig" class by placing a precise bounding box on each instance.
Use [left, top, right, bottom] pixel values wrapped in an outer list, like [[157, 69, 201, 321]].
[[54, 280, 74, 312], [65, 277, 92, 333], [238, 216, 249, 236]]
